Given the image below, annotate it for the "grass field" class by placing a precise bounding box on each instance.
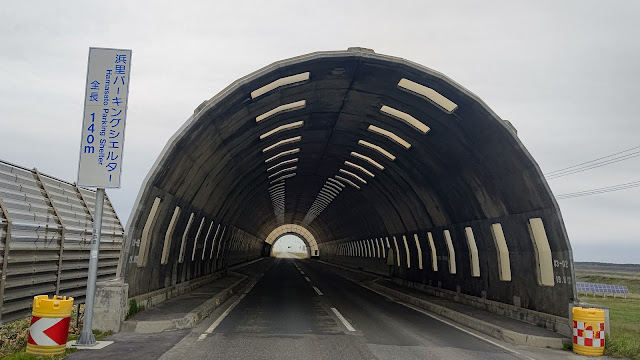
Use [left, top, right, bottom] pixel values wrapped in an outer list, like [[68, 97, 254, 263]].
[[576, 262, 640, 360]]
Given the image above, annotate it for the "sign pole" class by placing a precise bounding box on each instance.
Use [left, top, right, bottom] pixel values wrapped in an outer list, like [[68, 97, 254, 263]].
[[76, 187, 105, 346], [75, 47, 131, 345]]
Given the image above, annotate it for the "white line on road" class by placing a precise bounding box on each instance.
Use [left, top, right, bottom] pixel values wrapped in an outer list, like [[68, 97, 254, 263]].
[[361, 284, 535, 360], [331, 307, 356, 332], [304, 276, 311, 282], [198, 280, 258, 341], [300, 271, 305, 275], [313, 286, 323, 296]]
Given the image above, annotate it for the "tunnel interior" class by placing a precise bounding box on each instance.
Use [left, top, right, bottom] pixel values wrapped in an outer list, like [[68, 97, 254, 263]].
[[119, 48, 575, 318]]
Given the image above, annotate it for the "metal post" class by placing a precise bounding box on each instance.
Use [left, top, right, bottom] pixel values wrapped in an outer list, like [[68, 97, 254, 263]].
[[76, 187, 105, 346]]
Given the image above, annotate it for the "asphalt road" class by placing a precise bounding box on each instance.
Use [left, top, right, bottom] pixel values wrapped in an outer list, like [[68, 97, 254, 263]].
[[160, 258, 531, 360]]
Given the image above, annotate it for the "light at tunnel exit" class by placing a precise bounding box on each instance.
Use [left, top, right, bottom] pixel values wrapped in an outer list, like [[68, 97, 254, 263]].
[[272, 234, 308, 259]]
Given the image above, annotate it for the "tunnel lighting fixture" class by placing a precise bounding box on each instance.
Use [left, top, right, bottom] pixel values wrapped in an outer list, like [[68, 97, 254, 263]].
[[270, 173, 296, 183], [317, 191, 334, 201], [267, 158, 298, 172], [317, 197, 334, 206], [323, 183, 341, 193], [367, 125, 411, 149], [490, 223, 512, 282], [350, 152, 384, 170], [358, 140, 396, 161], [256, 100, 306, 123], [316, 198, 332, 207], [259, 121, 304, 140], [397, 78, 458, 114], [380, 105, 431, 135], [464, 227, 481, 278], [321, 186, 339, 197], [262, 136, 302, 153], [335, 175, 360, 190], [268, 166, 297, 179], [318, 192, 335, 202], [325, 182, 342, 193], [251, 72, 310, 99], [270, 191, 285, 198], [327, 177, 345, 188], [339, 169, 367, 184], [268, 182, 285, 189], [344, 161, 375, 178], [265, 148, 300, 162]]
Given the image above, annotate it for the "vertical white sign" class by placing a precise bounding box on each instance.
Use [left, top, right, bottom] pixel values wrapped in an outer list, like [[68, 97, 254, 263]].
[[77, 47, 132, 188]]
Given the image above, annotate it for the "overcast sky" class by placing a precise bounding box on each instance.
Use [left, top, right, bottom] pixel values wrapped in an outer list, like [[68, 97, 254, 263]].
[[1, 1, 638, 264]]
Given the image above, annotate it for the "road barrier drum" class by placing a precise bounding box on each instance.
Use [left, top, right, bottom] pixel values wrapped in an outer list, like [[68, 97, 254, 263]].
[[26, 295, 74, 356], [572, 307, 605, 356]]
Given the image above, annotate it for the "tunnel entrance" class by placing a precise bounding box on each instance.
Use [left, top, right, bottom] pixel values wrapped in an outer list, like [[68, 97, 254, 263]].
[[120, 48, 575, 319], [271, 234, 309, 259]]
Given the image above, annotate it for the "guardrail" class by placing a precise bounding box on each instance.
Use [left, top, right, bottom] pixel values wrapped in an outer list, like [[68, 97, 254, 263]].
[[0, 160, 124, 323]]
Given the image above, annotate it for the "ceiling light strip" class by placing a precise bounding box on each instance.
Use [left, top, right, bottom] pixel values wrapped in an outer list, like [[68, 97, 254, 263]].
[[260, 121, 304, 140], [358, 140, 396, 161], [344, 161, 375, 178], [350, 152, 384, 170], [336, 175, 360, 190], [367, 125, 411, 149], [263, 136, 301, 153], [251, 72, 310, 99], [256, 100, 306, 123], [265, 148, 300, 163], [397, 78, 458, 114]]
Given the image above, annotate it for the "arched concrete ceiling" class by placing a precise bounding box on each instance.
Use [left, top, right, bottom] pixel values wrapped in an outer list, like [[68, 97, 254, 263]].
[[126, 47, 558, 247], [265, 224, 318, 253]]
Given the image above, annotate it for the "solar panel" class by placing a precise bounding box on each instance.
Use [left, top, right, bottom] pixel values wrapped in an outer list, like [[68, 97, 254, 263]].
[[576, 281, 629, 298]]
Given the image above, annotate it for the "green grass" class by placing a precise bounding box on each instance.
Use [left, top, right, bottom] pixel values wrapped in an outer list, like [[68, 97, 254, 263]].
[[1, 330, 112, 360], [577, 271, 640, 360]]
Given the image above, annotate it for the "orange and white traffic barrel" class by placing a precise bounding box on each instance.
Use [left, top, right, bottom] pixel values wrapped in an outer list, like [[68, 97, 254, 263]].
[[572, 307, 605, 356], [26, 295, 74, 356]]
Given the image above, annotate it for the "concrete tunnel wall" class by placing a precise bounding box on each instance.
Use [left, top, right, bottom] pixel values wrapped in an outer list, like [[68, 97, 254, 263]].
[[118, 48, 576, 318]]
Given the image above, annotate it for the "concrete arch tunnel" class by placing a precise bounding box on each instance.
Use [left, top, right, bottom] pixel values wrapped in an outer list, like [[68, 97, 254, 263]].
[[119, 48, 576, 319], [265, 224, 318, 258]]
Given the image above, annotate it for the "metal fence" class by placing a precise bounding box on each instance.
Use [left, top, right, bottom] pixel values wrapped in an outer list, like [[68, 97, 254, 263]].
[[0, 160, 124, 323]]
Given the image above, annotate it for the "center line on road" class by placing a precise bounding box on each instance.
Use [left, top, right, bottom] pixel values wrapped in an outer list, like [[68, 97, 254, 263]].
[[304, 276, 311, 282], [331, 307, 356, 332], [300, 271, 305, 275], [198, 279, 258, 341], [313, 286, 323, 296]]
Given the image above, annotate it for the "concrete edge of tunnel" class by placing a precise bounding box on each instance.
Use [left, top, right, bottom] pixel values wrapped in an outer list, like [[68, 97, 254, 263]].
[[315, 260, 571, 350], [120, 275, 250, 334]]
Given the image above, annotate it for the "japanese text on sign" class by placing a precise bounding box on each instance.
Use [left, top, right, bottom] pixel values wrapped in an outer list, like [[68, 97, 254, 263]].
[[77, 48, 132, 188]]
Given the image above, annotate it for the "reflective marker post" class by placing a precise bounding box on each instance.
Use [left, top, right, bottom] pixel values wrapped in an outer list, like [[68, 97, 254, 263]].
[[76, 188, 104, 345], [75, 47, 132, 346]]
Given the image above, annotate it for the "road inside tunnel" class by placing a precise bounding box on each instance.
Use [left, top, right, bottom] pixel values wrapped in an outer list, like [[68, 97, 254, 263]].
[[160, 258, 528, 360]]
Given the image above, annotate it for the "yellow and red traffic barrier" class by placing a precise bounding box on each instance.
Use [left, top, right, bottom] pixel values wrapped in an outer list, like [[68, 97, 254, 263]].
[[572, 307, 605, 356], [26, 295, 74, 356]]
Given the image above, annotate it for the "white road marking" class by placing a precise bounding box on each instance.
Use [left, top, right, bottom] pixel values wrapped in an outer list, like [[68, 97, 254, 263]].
[[361, 284, 535, 360], [331, 307, 356, 332], [198, 280, 258, 341], [300, 271, 305, 275], [313, 286, 323, 296], [304, 276, 311, 282]]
